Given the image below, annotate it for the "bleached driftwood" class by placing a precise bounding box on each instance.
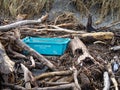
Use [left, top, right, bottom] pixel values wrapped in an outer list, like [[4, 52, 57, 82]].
[[0, 14, 48, 32], [0, 42, 14, 74], [70, 37, 94, 64], [21, 63, 37, 89], [107, 63, 118, 90], [70, 37, 82, 55], [103, 71, 110, 90], [72, 66, 81, 90], [29, 56, 35, 68]]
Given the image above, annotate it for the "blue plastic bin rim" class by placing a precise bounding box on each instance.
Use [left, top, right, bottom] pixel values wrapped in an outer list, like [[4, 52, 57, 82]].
[[22, 37, 71, 44]]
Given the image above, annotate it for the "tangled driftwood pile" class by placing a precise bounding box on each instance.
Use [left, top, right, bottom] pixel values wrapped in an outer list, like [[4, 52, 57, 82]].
[[0, 13, 120, 90]]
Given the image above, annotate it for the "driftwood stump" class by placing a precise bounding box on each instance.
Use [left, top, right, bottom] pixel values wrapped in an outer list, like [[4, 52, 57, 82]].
[[70, 37, 94, 64]]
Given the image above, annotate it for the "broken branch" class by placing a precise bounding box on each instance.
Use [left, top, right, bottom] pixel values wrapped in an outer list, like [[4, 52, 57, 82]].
[[70, 37, 94, 64]]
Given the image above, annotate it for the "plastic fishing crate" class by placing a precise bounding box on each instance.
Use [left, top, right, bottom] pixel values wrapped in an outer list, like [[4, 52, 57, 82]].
[[22, 37, 71, 55]]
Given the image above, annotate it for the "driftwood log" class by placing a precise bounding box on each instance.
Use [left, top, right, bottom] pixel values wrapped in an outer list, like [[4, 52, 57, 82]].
[[70, 37, 94, 64], [81, 32, 114, 41], [59, 32, 114, 41], [0, 42, 14, 74]]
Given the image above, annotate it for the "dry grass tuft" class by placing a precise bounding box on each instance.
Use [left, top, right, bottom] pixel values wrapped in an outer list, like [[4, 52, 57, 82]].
[[0, 0, 53, 18], [73, 0, 120, 24]]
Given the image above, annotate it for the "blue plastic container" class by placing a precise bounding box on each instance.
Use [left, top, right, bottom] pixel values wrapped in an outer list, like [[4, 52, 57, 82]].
[[22, 37, 70, 55]]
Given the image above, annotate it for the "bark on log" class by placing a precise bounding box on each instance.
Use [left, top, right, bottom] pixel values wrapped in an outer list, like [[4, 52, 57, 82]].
[[35, 70, 73, 80], [0, 42, 14, 74], [13, 38, 56, 71], [0, 14, 48, 32]]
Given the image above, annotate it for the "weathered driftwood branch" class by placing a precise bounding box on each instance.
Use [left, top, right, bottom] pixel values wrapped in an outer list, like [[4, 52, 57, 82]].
[[13, 38, 56, 71], [107, 63, 118, 90], [70, 37, 82, 55], [0, 42, 14, 74], [20, 63, 34, 89], [21, 25, 86, 34], [35, 70, 73, 80], [0, 13, 48, 32], [33, 83, 75, 90], [29, 56, 35, 68], [70, 37, 94, 64], [103, 71, 110, 90], [72, 66, 81, 90]]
